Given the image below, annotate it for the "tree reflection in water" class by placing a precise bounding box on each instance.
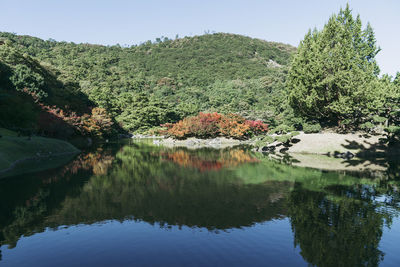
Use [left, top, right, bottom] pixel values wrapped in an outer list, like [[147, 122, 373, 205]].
[[161, 148, 259, 171], [288, 184, 392, 267], [0, 141, 399, 266]]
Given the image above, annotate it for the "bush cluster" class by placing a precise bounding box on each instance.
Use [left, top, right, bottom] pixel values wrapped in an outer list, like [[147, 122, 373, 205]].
[[38, 106, 114, 139], [161, 112, 268, 139], [302, 123, 321, 134]]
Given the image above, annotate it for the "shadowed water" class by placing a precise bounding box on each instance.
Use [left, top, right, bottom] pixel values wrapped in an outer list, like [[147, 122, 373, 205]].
[[0, 140, 399, 266]]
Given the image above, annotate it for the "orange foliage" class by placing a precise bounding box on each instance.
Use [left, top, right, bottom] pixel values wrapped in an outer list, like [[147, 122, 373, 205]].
[[38, 104, 113, 138], [163, 112, 268, 139], [82, 107, 114, 138], [219, 114, 250, 138], [245, 120, 269, 135], [42, 148, 114, 185]]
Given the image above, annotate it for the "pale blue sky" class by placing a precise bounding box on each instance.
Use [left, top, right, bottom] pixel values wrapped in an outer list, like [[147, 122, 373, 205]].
[[1, 0, 399, 75]]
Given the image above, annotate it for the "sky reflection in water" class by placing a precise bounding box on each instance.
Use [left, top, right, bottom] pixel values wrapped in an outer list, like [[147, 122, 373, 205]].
[[0, 140, 399, 266]]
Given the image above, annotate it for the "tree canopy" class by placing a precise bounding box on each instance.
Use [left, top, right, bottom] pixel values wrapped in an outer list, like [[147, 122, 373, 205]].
[[287, 5, 385, 125], [0, 32, 295, 134]]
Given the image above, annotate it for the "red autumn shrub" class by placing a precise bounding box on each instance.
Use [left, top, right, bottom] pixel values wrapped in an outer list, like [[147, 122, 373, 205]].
[[245, 120, 269, 135], [219, 114, 250, 138], [164, 112, 222, 139], [188, 112, 222, 138], [163, 112, 268, 139], [166, 119, 190, 138]]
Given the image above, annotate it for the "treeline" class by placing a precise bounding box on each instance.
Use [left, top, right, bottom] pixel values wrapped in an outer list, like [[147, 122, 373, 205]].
[[0, 32, 295, 135]]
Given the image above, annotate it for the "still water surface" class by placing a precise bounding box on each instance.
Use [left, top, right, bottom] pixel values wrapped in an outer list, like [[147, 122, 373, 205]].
[[1, 140, 400, 266]]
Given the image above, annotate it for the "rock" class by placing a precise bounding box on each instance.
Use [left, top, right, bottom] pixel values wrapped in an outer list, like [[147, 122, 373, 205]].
[[267, 59, 282, 68], [153, 139, 161, 145], [209, 138, 222, 146], [344, 151, 355, 159], [334, 151, 355, 159], [261, 146, 275, 152], [279, 147, 289, 153], [186, 139, 199, 146]]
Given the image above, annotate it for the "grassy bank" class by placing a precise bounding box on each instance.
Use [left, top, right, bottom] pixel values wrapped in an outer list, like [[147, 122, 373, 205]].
[[0, 128, 80, 177]]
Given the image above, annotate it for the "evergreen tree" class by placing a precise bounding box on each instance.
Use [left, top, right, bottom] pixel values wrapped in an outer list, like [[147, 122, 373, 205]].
[[287, 5, 381, 126]]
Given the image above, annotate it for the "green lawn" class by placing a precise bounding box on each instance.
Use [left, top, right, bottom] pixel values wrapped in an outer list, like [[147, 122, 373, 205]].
[[0, 128, 80, 175]]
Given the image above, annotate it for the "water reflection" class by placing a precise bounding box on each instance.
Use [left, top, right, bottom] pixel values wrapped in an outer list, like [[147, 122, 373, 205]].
[[1, 140, 399, 266], [161, 148, 259, 171], [46, 144, 289, 229], [289, 185, 390, 266]]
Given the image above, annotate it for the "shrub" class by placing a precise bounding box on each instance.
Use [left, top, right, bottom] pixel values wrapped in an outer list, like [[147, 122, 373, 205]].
[[302, 123, 321, 133], [165, 119, 190, 138], [188, 112, 222, 138], [372, 115, 387, 124], [38, 105, 114, 139], [384, 125, 400, 143], [270, 124, 294, 134], [163, 112, 268, 139], [290, 131, 300, 137], [245, 120, 269, 135], [219, 114, 250, 138], [83, 107, 114, 138], [360, 121, 375, 132]]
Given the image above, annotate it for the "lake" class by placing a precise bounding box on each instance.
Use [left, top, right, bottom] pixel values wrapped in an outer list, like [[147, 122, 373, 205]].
[[1, 140, 400, 266]]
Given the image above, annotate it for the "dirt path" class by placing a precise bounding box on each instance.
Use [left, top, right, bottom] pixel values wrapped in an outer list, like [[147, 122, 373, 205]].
[[287, 132, 385, 155]]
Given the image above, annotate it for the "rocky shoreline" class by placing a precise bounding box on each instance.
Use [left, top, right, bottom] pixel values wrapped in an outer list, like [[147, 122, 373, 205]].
[[130, 132, 399, 174], [132, 131, 399, 157], [152, 137, 250, 149]]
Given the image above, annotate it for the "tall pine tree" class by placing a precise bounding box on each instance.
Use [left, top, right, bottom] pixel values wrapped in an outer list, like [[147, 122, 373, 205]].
[[287, 4, 381, 126]]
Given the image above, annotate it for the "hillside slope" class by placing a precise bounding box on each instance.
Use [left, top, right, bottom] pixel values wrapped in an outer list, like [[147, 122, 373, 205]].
[[0, 43, 116, 139], [0, 32, 295, 84], [0, 32, 296, 132]]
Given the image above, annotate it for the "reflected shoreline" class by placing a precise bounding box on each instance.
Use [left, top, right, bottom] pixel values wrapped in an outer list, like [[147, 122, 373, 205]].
[[1, 140, 399, 266]]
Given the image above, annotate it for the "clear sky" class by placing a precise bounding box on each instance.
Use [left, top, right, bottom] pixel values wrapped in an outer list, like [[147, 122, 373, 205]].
[[1, 0, 399, 76]]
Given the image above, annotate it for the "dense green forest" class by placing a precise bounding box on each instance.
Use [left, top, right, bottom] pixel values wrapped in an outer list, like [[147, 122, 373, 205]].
[[0, 32, 294, 137], [0, 5, 399, 141]]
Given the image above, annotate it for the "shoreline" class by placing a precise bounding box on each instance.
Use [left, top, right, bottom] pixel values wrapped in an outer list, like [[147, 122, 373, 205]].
[[0, 151, 80, 178], [152, 137, 250, 149], [0, 129, 81, 178], [133, 132, 399, 173], [137, 132, 397, 155]]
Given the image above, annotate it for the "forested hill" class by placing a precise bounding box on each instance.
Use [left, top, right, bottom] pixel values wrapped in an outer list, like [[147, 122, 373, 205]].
[[0, 32, 296, 134], [0, 32, 295, 86]]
